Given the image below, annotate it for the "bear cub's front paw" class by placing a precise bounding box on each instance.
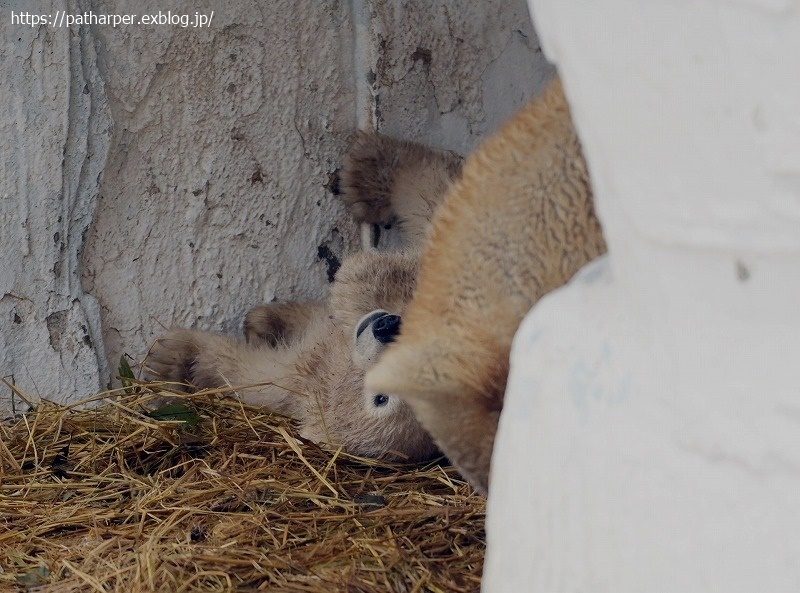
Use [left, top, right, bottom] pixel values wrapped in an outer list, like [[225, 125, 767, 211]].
[[340, 132, 403, 225], [341, 132, 432, 226], [340, 131, 463, 227]]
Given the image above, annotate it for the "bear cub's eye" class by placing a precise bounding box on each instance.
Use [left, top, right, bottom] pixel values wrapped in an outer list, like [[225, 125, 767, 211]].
[[373, 394, 389, 407]]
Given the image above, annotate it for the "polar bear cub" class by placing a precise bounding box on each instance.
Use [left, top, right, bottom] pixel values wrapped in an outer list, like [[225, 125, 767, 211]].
[[143, 134, 462, 462], [365, 78, 607, 494]]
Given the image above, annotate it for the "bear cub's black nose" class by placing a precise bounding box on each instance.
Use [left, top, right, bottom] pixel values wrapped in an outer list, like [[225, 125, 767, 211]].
[[372, 314, 401, 343]]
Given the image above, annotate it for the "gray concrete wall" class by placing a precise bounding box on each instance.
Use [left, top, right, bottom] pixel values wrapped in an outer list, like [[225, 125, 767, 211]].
[[1, 0, 553, 411]]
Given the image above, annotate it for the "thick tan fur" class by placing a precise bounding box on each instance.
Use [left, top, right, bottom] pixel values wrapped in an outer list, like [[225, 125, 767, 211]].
[[144, 133, 463, 462], [365, 79, 607, 494]]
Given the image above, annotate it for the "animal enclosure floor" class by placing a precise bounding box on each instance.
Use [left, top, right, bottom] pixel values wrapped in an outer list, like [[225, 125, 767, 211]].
[[0, 385, 484, 592]]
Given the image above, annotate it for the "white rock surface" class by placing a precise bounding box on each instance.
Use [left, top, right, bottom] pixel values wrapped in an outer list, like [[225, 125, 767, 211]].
[[486, 1, 800, 591], [1, 1, 552, 411]]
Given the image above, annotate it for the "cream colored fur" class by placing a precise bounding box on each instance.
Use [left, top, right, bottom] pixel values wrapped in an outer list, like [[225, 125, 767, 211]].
[[365, 78, 607, 494]]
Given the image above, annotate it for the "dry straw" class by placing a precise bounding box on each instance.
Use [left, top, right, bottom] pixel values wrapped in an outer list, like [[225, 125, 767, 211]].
[[0, 379, 485, 592]]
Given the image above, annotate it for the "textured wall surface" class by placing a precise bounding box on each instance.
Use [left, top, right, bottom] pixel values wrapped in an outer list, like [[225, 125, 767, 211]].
[[1, 0, 110, 408], [362, 1, 554, 155], [486, 0, 800, 590], [2, 0, 552, 410], [81, 0, 362, 391]]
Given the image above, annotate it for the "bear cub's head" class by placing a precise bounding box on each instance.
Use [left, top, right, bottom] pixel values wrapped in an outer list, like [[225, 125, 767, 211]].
[[297, 250, 439, 463]]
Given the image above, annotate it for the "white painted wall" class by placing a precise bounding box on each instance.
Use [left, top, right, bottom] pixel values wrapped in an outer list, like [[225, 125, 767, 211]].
[[1, 1, 553, 412], [486, 0, 800, 591], [1, 1, 109, 407]]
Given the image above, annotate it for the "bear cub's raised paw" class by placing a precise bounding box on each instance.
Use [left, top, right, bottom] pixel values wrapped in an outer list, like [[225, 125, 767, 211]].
[[340, 132, 463, 250]]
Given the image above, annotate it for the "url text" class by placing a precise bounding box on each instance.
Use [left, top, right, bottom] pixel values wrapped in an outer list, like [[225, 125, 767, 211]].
[[10, 10, 214, 29]]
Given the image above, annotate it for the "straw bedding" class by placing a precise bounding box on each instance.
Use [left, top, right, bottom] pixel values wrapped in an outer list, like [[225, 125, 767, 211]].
[[0, 380, 485, 592]]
